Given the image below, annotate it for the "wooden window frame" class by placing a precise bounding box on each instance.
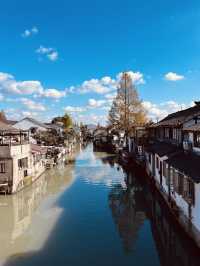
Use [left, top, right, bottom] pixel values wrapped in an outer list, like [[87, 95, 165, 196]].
[[0, 162, 5, 173]]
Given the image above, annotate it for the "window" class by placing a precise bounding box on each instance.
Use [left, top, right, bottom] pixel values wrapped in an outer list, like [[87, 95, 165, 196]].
[[159, 161, 163, 176], [148, 154, 151, 164], [165, 128, 169, 139], [24, 170, 28, 177], [188, 180, 195, 206], [178, 173, 184, 195], [172, 169, 179, 193], [173, 128, 177, 140], [182, 177, 195, 206], [18, 158, 28, 169], [0, 162, 5, 173], [156, 157, 159, 169], [163, 162, 167, 178], [169, 128, 173, 139], [194, 133, 200, 147]]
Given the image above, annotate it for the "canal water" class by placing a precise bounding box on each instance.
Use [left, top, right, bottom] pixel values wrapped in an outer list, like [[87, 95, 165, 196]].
[[0, 144, 200, 266]]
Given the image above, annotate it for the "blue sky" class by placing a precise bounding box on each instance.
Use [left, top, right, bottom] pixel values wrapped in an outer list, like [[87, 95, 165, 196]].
[[0, 0, 200, 124]]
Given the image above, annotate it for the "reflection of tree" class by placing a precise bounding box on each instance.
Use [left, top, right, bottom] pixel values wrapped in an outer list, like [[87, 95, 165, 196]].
[[101, 155, 118, 168], [108, 174, 146, 253], [93, 151, 118, 168]]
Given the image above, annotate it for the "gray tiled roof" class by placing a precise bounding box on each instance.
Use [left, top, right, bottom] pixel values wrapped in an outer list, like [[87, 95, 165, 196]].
[[20, 117, 48, 129], [0, 121, 20, 133], [153, 104, 200, 127]]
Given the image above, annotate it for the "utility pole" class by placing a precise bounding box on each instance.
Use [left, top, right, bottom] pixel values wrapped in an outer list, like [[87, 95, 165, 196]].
[[124, 72, 127, 133], [123, 72, 129, 146]]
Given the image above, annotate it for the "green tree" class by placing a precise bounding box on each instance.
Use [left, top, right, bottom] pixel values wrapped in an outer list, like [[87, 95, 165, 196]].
[[52, 113, 73, 130], [62, 113, 73, 129]]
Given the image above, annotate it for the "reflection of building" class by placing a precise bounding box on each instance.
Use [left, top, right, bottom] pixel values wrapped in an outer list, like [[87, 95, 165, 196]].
[[147, 189, 200, 266], [0, 174, 48, 258], [112, 168, 200, 265], [108, 173, 146, 252], [0, 163, 75, 260]]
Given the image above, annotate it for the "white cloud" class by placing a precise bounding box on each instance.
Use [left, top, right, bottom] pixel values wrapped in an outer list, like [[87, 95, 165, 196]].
[[142, 100, 193, 121], [21, 111, 38, 117], [87, 98, 106, 108], [22, 26, 39, 38], [31, 27, 38, 34], [5, 108, 40, 121], [79, 78, 114, 94], [0, 73, 43, 95], [40, 89, 66, 99], [63, 106, 86, 113], [75, 113, 107, 125], [164, 72, 184, 81], [0, 94, 4, 101], [16, 81, 43, 94], [0, 72, 14, 82], [47, 51, 59, 61], [104, 93, 117, 100], [101, 76, 116, 85], [0, 72, 66, 100], [71, 71, 144, 95], [36, 46, 53, 54], [36, 46, 59, 61], [20, 98, 46, 111], [117, 71, 145, 85]]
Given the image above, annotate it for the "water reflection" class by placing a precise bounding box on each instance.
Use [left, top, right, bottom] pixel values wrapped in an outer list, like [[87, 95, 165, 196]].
[[0, 163, 75, 265], [109, 183, 146, 253], [2, 145, 200, 266], [148, 190, 200, 266], [76, 149, 126, 188], [108, 162, 200, 266]]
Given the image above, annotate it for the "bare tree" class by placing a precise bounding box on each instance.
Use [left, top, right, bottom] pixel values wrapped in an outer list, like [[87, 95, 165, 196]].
[[108, 72, 147, 135]]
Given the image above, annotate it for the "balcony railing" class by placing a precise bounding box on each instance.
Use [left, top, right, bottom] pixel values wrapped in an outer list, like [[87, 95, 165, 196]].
[[0, 141, 29, 146]]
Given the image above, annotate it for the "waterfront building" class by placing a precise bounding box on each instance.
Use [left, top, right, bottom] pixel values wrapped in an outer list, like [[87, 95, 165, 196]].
[[45, 123, 64, 137], [93, 127, 109, 148], [0, 121, 30, 193], [144, 101, 200, 236], [30, 144, 47, 183], [0, 122, 47, 194], [127, 126, 147, 161]]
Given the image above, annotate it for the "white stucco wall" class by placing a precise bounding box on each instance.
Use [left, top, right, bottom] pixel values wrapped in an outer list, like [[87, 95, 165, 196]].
[[11, 144, 31, 193], [0, 146, 11, 158], [170, 191, 189, 217], [0, 159, 12, 183], [145, 152, 152, 176], [31, 159, 46, 182], [191, 183, 200, 231], [154, 154, 168, 184]]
